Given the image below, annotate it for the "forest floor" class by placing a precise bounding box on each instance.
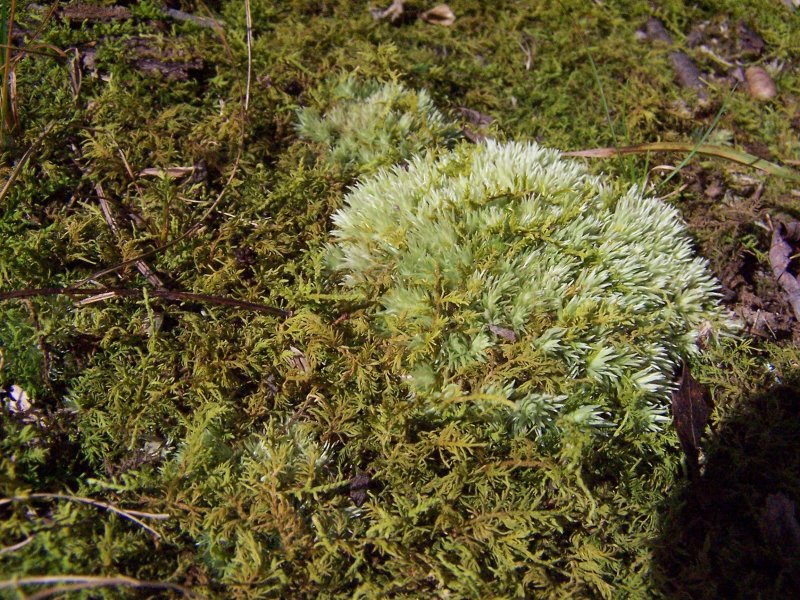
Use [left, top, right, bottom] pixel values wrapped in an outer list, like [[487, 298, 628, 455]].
[[1, 1, 799, 598]]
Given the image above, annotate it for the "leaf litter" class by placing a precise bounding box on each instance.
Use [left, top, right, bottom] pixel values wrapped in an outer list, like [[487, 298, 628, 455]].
[[671, 362, 713, 481]]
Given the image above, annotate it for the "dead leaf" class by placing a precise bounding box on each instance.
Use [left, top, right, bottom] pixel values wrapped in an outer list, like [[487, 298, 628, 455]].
[[746, 66, 777, 101], [669, 51, 708, 101], [462, 127, 486, 144], [642, 18, 707, 102], [786, 221, 800, 240], [124, 37, 204, 82], [762, 493, 800, 555], [671, 362, 712, 481], [287, 346, 310, 373], [769, 223, 800, 320], [370, 0, 405, 22], [420, 4, 455, 26], [349, 472, 370, 507], [139, 166, 196, 178], [736, 21, 765, 57], [61, 5, 132, 23], [488, 324, 517, 342], [456, 107, 494, 127], [645, 17, 674, 44]]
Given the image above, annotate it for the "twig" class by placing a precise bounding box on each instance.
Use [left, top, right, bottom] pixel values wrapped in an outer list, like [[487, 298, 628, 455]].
[[0, 493, 169, 540], [564, 141, 800, 182], [28, 2, 221, 30], [0, 535, 34, 556], [0, 286, 291, 317], [115, 144, 145, 198], [0, 575, 191, 598], [517, 36, 534, 71], [243, 0, 252, 113]]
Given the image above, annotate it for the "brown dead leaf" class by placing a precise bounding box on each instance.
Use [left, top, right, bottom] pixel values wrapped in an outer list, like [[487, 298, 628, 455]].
[[642, 18, 708, 102], [287, 346, 310, 373], [769, 223, 800, 320], [462, 127, 485, 144], [746, 66, 777, 101], [421, 4, 456, 26], [645, 17, 674, 44], [61, 5, 132, 23], [488, 324, 516, 342], [672, 362, 713, 481], [139, 166, 196, 178], [456, 107, 494, 127], [762, 493, 800, 555], [669, 52, 709, 101], [736, 21, 765, 57], [370, 0, 406, 22], [349, 472, 371, 507]]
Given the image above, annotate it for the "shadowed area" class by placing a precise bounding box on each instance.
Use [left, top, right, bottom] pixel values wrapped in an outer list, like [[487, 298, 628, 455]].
[[653, 369, 800, 599]]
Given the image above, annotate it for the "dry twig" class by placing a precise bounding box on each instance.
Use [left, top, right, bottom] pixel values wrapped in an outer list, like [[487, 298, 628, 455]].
[[0, 493, 169, 539], [0, 575, 191, 599]]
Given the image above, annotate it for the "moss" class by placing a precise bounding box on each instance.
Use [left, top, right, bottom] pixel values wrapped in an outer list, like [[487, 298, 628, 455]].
[[297, 76, 462, 177], [329, 137, 730, 434], [1, 0, 798, 598]]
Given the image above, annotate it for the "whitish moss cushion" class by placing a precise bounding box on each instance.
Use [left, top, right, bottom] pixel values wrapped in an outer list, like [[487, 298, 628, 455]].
[[328, 140, 729, 434], [296, 77, 462, 175]]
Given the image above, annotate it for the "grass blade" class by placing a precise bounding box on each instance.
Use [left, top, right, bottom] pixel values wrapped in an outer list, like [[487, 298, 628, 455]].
[[564, 142, 800, 182]]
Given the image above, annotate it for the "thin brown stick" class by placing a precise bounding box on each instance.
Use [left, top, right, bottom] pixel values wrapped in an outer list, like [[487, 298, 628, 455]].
[[243, 0, 252, 113], [0, 493, 169, 539], [563, 142, 800, 181], [0, 535, 34, 556], [0, 0, 17, 139], [115, 144, 145, 198], [0, 286, 290, 316], [0, 575, 190, 598]]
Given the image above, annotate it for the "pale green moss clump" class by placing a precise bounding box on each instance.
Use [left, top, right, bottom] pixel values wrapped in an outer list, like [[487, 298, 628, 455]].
[[329, 140, 729, 434], [296, 77, 462, 175]]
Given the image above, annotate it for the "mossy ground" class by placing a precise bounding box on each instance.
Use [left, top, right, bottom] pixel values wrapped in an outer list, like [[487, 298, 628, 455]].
[[1, 1, 799, 598]]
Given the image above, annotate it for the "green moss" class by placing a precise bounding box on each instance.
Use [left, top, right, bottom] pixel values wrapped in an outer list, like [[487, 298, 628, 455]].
[[1, 0, 799, 598]]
